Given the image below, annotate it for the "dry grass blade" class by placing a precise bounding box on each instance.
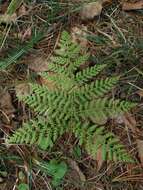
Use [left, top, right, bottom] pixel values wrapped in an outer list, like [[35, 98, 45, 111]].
[[67, 159, 86, 182], [113, 174, 143, 182]]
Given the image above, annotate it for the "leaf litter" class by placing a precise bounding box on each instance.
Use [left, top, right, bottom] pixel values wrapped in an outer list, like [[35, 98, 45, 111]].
[[0, 90, 15, 124]]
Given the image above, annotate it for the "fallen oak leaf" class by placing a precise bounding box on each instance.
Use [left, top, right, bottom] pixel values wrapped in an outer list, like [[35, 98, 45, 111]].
[[114, 112, 139, 134], [80, 0, 112, 20], [67, 158, 86, 182], [80, 1, 103, 20], [15, 83, 31, 97], [122, 1, 143, 11], [28, 55, 49, 72], [71, 25, 88, 48]]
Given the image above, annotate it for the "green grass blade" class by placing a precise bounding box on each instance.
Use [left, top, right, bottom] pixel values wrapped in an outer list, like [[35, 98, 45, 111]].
[[0, 31, 44, 70], [6, 0, 23, 15]]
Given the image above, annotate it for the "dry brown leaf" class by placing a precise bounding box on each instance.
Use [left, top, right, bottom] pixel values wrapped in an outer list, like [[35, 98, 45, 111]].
[[22, 27, 32, 41], [13, 27, 32, 41], [113, 114, 124, 124], [102, 0, 112, 4], [115, 112, 139, 134], [80, 1, 103, 20], [123, 113, 138, 134], [80, 0, 111, 20], [136, 139, 143, 164], [122, 1, 143, 11], [0, 1, 9, 14], [28, 55, 49, 72], [71, 25, 90, 69], [96, 148, 104, 171], [0, 91, 15, 124], [15, 83, 31, 97], [67, 159, 86, 182], [137, 89, 143, 98], [71, 25, 88, 48], [39, 74, 57, 90], [17, 4, 27, 17], [0, 13, 17, 23]]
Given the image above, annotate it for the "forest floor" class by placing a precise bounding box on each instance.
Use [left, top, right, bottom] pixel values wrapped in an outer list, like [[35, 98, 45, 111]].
[[0, 0, 143, 190]]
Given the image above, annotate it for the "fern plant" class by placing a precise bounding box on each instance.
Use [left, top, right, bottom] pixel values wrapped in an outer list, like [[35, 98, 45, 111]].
[[7, 31, 136, 162]]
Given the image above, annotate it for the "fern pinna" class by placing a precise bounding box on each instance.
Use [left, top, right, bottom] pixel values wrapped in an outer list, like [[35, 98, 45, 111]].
[[7, 31, 136, 162]]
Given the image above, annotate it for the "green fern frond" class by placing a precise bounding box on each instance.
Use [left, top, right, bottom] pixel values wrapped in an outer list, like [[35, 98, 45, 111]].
[[8, 31, 136, 162], [50, 31, 89, 74], [77, 77, 119, 101], [7, 119, 66, 150], [19, 83, 73, 121], [50, 56, 70, 66], [73, 123, 133, 162], [79, 98, 136, 119], [55, 31, 80, 59], [41, 72, 75, 90], [68, 54, 89, 72], [75, 64, 106, 84], [47, 63, 70, 75]]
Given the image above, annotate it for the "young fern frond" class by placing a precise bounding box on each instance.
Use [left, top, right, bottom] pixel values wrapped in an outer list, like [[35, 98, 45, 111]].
[[50, 31, 89, 74], [7, 31, 136, 162]]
